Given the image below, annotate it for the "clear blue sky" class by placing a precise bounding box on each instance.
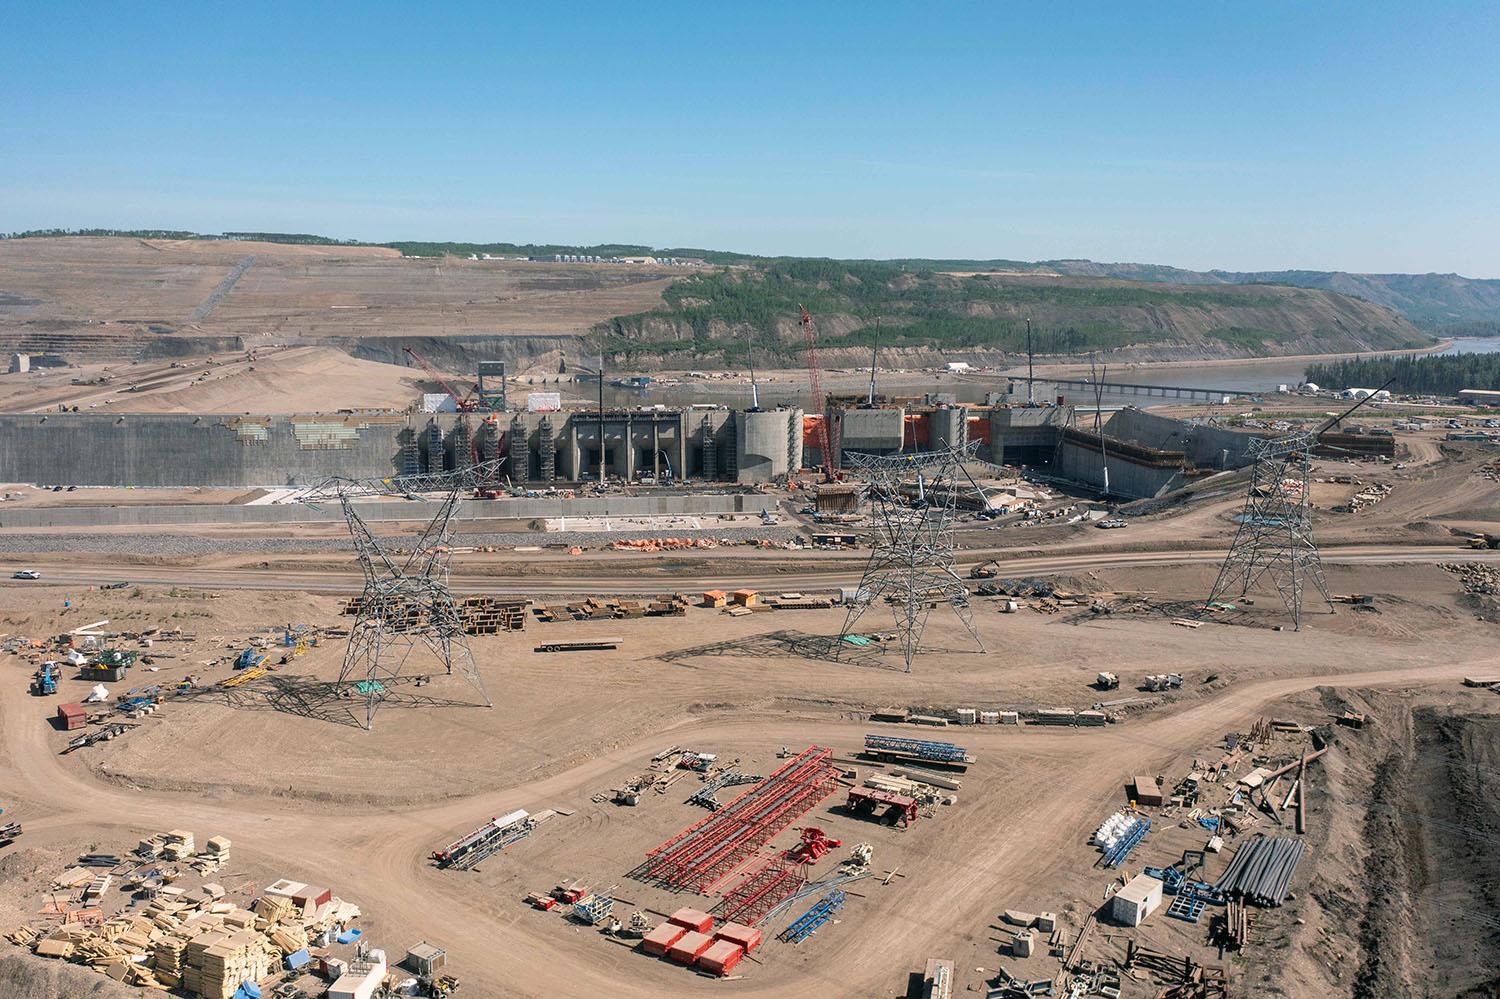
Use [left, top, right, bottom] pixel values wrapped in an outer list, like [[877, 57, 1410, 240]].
[[4, 2, 1497, 276]]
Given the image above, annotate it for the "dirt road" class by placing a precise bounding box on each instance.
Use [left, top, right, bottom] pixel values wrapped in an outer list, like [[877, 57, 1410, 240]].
[[4, 544, 1495, 597]]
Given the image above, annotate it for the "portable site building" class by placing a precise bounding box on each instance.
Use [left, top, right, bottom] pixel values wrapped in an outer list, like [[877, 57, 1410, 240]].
[[404, 942, 446, 977], [1109, 873, 1164, 926]]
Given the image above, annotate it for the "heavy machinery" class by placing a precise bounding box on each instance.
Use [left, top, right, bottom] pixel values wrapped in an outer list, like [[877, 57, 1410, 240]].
[[1463, 532, 1500, 550], [1095, 672, 1119, 691], [424, 975, 460, 996], [403, 346, 489, 473], [234, 648, 266, 670], [30, 663, 58, 696], [968, 560, 1000, 580], [788, 827, 841, 864], [404, 347, 478, 412]]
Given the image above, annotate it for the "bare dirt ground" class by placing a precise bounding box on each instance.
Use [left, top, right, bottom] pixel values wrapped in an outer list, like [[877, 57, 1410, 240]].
[[0, 346, 425, 414], [0, 237, 678, 340], [0, 551, 1497, 998]]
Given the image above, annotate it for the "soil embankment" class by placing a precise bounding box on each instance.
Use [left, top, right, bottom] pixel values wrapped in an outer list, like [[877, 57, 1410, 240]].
[[1293, 689, 1500, 998]]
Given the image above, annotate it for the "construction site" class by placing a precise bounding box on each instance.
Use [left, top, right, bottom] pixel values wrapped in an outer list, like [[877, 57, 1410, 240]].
[[1, 240, 1499, 999]]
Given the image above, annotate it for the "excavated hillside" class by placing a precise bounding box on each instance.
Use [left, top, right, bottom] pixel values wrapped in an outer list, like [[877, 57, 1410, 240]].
[[590, 262, 1428, 369], [0, 238, 1430, 372]]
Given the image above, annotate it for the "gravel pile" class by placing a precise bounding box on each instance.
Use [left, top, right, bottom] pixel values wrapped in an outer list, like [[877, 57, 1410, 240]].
[[0, 526, 805, 557], [1440, 561, 1500, 595]]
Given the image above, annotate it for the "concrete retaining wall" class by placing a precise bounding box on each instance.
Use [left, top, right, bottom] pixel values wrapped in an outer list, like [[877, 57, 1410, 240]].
[[1103, 408, 1259, 470], [1054, 440, 1186, 499]]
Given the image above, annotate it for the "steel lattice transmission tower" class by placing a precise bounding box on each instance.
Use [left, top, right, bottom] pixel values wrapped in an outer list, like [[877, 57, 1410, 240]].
[[299, 461, 504, 728], [1204, 431, 1333, 630], [837, 442, 987, 672]]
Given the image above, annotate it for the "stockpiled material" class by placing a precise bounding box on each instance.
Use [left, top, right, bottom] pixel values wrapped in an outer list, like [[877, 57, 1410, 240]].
[[697, 939, 745, 976], [642, 923, 686, 956], [667, 907, 714, 934], [666, 930, 713, 964], [1214, 834, 1305, 906], [714, 921, 762, 953]]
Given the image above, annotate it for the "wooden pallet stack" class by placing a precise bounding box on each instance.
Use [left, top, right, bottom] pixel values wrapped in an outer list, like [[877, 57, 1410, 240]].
[[534, 594, 687, 623], [342, 595, 528, 634]]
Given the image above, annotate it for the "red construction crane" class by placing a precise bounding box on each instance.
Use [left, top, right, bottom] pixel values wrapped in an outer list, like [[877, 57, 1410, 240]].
[[403, 346, 477, 412], [800, 305, 838, 480], [404, 346, 491, 477]]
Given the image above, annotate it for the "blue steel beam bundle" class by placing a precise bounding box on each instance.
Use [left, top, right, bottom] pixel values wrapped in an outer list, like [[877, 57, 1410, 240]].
[[863, 734, 968, 762], [779, 889, 847, 944]]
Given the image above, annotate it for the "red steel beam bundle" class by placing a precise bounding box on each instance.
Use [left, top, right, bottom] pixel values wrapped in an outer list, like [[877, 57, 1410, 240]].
[[714, 856, 807, 926], [636, 746, 839, 894]]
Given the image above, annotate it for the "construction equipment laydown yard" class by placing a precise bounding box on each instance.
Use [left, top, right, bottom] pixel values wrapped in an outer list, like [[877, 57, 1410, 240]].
[[3, 423, 1500, 997]]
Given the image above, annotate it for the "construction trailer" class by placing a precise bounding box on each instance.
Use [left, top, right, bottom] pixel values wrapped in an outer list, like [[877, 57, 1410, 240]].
[[533, 637, 621, 653]]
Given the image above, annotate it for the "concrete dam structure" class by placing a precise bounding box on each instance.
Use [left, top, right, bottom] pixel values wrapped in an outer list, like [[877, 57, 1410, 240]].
[[0, 394, 1311, 498]]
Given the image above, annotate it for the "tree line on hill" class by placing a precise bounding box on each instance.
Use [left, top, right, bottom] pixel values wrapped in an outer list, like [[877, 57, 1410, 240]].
[[1304, 353, 1500, 395]]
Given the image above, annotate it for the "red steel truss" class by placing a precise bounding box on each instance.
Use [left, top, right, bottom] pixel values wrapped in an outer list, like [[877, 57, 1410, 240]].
[[713, 856, 808, 926], [634, 746, 839, 894]]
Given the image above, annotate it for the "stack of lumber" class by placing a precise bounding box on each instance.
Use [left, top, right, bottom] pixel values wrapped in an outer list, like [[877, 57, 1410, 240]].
[[864, 772, 953, 805], [182, 929, 278, 999], [15, 856, 364, 997]]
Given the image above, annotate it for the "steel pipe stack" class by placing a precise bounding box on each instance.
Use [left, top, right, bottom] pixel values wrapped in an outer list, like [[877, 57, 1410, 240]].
[[1214, 834, 1305, 906]]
